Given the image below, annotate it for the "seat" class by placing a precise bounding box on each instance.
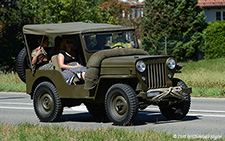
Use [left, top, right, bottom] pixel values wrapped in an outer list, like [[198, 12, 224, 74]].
[[51, 55, 61, 72], [51, 55, 81, 84]]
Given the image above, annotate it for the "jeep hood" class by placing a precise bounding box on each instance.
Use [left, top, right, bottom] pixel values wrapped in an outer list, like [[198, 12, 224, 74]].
[[101, 55, 169, 67]]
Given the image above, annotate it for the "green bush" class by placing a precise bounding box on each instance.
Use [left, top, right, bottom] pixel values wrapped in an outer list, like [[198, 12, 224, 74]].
[[204, 21, 225, 59]]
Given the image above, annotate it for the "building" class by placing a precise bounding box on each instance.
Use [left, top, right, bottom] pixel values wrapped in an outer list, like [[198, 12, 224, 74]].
[[197, 0, 225, 22], [120, 0, 145, 19], [121, 0, 225, 23]]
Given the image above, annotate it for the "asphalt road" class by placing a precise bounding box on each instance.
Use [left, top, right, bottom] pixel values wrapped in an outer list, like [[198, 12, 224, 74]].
[[0, 92, 225, 139]]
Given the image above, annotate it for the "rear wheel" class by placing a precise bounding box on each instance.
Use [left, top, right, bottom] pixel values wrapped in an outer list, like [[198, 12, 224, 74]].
[[159, 78, 191, 120], [105, 84, 138, 126], [33, 82, 63, 122]]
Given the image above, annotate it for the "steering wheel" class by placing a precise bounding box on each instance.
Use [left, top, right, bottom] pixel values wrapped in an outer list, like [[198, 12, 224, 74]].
[[112, 45, 125, 49]]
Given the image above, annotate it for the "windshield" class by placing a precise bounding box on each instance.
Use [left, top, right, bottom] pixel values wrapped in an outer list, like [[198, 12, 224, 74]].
[[84, 31, 138, 51]]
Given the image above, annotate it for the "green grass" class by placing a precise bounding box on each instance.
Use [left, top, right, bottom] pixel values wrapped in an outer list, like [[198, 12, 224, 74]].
[[175, 58, 225, 97], [0, 123, 221, 141], [0, 72, 26, 92]]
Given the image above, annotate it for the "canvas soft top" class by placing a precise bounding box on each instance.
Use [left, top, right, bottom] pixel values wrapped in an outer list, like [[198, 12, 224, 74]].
[[23, 22, 134, 35]]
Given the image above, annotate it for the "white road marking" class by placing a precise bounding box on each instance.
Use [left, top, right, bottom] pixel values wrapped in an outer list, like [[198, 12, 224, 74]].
[[0, 103, 225, 118], [190, 109, 225, 113], [0, 106, 33, 110], [0, 102, 32, 105], [2, 102, 225, 118], [0, 105, 88, 112]]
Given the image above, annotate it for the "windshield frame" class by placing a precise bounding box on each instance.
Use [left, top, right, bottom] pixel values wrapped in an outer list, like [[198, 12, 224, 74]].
[[82, 30, 138, 52]]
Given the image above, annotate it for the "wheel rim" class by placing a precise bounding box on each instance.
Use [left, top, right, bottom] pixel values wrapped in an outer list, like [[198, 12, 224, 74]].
[[110, 94, 128, 118], [38, 91, 53, 115]]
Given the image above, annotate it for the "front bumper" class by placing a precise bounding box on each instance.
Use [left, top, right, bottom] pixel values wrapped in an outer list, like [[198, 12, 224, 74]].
[[146, 86, 192, 102]]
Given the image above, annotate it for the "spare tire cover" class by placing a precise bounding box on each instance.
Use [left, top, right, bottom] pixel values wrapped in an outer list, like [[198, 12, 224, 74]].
[[16, 47, 29, 83]]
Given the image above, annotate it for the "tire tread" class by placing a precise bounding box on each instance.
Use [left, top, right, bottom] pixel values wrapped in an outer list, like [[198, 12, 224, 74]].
[[105, 83, 138, 125], [33, 81, 63, 122]]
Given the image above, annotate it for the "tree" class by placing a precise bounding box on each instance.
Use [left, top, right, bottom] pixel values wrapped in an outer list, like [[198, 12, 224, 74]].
[[203, 21, 225, 59], [98, 0, 142, 38], [0, 0, 108, 71], [141, 0, 205, 61], [0, 0, 24, 72]]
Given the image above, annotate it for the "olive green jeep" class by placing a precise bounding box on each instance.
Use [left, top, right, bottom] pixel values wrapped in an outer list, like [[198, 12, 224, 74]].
[[16, 22, 191, 126]]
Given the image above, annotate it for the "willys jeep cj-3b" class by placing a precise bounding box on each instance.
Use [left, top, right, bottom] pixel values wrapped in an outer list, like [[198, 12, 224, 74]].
[[16, 22, 192, 126]]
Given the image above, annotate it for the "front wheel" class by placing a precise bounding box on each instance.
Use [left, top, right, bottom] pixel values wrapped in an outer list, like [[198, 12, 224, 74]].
[[105, 84, 138, 126], [33, 82, 63, 122], [159, 78, 191, 120]]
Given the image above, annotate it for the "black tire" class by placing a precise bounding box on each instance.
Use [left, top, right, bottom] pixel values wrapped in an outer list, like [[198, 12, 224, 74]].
[[159, 78, 191, 120], [105, 84, 138, 126], [33, 82, 63, 122], [85, 103, 107, 118], [16, 47, 29, 83]]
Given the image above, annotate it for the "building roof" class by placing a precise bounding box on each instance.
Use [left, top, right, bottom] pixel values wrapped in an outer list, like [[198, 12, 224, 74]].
[[197, 0, 225, 7]]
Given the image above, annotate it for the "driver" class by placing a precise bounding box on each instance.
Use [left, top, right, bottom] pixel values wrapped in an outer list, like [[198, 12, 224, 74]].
[[92, 35, 110, 50]]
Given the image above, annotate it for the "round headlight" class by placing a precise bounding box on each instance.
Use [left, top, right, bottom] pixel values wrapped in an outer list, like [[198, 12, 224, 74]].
[[166, 58, 176, 69], [136, 61, 146, 72]]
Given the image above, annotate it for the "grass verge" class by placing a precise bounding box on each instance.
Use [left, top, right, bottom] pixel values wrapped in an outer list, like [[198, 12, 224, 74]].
[[175, 58, 225, 97], [0, 72, 25, 92], [0, 123, 221, 140], [0, 123, 176, 141]]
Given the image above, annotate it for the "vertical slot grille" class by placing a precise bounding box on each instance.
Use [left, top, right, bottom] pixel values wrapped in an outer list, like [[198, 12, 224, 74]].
[[147, 63, 166, 89]]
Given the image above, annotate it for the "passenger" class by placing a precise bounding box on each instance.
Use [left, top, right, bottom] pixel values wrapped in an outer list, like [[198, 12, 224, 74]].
[[49, 36, 62, 56], [58, 36, 86, 84], [31, 36, 53, 70]]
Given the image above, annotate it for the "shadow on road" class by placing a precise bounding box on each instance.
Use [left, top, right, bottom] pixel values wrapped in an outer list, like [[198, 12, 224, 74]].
[[60, 113, 110, 123], [133, 111, 199, 126], [58, 110, 199, 126]]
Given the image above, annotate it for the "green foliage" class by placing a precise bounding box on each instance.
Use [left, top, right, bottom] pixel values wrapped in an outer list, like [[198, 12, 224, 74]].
[[9, 0, 105, 24], [0, 0, 112, 71], [173, 32, 205, 61], [203, 21, 225, 59], [141, 0, 206, 61]]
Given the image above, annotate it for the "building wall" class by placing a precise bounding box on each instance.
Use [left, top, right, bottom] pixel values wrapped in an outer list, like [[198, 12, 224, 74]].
[[204, 8, 225, 22]]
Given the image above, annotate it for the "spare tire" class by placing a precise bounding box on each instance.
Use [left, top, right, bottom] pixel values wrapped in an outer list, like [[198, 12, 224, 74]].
[[16, 47, 29, 83]]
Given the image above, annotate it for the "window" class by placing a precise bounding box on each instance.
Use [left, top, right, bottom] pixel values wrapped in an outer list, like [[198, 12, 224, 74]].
[[216, 11, 221, 21], [141, 8, 144, 17], [223, 12, 225, 21]]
